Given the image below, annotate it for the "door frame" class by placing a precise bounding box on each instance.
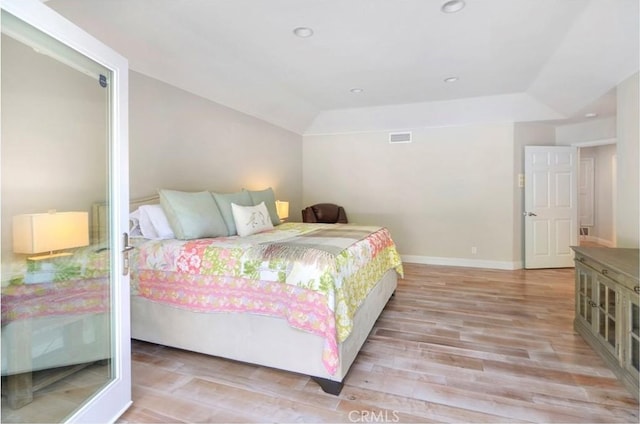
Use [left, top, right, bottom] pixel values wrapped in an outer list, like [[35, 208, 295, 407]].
[[1, 1, 131, 422], [572, 138, 618, 247]]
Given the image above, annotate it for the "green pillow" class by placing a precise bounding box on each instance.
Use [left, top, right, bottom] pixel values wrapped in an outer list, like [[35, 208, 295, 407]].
[[247, 188, 281, 225], [159, 189, 228, 240], [211, 190, 253, 236]]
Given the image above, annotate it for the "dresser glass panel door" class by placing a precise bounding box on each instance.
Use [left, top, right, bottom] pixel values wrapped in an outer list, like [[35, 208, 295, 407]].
[[596, 277, 618, 352], [627, 295, 640, 375], [1, 1, 130, 422], [576, 264, 594, 325]]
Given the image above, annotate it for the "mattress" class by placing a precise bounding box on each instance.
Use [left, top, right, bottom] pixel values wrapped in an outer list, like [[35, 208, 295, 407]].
[[130, 222, 403, 375]]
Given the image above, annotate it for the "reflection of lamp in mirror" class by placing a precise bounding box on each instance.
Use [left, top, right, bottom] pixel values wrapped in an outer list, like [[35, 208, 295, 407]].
[[275, 200, 289, 221], [13, 211, 89, 260]]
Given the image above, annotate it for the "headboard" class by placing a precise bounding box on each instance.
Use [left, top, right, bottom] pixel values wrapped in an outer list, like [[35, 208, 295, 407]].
[[91, 195, 160, 244]]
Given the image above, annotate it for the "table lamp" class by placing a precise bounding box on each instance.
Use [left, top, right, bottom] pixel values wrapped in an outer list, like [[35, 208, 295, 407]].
[[13, 211, 89, 260], [275, 200, 289, 221]]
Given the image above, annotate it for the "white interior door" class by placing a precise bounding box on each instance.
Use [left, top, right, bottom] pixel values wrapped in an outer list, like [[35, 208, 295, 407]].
[[524, 146, 578, 269], [1, 1, 131, 422]]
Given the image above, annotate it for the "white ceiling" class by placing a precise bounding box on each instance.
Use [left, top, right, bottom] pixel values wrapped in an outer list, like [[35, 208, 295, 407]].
[[47, 0, 639, 134]]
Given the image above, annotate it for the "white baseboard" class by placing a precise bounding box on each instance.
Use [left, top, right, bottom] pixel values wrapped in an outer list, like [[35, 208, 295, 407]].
[[401, 255, 522, 270]]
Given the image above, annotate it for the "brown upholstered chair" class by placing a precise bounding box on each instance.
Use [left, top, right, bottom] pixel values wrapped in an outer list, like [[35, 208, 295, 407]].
[[301, 203, 348, 223]]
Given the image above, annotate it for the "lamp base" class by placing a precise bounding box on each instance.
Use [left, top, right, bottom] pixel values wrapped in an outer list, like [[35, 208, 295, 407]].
[[27, 252, 73, 261]]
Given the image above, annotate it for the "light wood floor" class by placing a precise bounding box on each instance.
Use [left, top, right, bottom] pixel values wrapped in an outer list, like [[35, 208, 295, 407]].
[[118, 263, 639, 423], [1, 362, 110, 423]]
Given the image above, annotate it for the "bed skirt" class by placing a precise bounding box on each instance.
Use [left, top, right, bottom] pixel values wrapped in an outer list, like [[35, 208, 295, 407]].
[[131, 268, 398, 384]]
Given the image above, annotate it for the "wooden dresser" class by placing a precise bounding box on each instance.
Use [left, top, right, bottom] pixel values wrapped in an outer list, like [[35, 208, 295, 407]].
[[571, 246, 639, 400]]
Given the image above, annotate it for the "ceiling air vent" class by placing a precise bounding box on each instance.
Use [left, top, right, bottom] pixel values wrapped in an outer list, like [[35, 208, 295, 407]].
[[388, 131, 412, 144]]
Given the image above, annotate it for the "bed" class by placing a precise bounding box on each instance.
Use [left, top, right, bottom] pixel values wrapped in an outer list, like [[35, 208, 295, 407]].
[[1, 248, 111, 409], [121, 191, 403, 394]]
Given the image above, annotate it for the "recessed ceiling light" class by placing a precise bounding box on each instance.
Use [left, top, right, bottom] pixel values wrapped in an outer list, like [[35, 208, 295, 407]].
[[293, 27, 314, 38], [350, 88, 364, 93], [441, 0, 466, 13], [584, 112, 598, 118], [444, 76, 459, 83]]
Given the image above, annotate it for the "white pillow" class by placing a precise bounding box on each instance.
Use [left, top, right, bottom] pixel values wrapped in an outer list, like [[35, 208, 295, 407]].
[[231, 201, 274, 237], [132, 204, 175, 239]]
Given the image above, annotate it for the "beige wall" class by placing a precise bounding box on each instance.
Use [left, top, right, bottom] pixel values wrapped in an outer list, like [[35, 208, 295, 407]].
[[1, 59, 303, 256], [616, 72, 640, 247], [1, 35, 107, 254], [555, 117, 617, 145], [129, 71, 303, 217], [4, 39, 633, 265], [303, 123, 522, 268]]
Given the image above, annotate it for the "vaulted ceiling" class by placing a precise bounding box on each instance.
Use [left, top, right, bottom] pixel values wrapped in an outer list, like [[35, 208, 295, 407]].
[[48, 0, 639, 134]]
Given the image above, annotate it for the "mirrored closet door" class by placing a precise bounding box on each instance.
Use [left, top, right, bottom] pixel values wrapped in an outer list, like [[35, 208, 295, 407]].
[[1, 1, 130, 422]]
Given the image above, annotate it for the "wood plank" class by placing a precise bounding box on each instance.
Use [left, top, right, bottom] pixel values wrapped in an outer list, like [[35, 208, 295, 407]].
[[116, 263, 639, 423]]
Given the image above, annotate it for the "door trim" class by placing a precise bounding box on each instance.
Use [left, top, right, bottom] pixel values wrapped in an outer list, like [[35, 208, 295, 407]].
[[1, 1, 131, 422]]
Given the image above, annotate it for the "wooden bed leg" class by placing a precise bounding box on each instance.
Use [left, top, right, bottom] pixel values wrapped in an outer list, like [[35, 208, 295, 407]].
[[311, 377, 344, 395], [7, 372, 33, 409]]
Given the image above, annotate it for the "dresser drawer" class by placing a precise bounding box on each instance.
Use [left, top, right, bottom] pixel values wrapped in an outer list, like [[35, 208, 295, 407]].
[[575, 254, 638, 292]]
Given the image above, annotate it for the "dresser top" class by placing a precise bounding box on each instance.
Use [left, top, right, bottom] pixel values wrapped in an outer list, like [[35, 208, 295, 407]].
[[571, 247, 639, 281]]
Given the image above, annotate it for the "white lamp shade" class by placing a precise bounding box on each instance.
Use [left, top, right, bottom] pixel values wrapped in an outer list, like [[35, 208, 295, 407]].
[[275, 200, 289, 220], [13, 211, 89, 255]]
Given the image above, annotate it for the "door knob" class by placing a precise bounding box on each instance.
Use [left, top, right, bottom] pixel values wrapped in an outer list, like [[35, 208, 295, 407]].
[[523, 212, 537, 217], [122, 233, 135, 276]]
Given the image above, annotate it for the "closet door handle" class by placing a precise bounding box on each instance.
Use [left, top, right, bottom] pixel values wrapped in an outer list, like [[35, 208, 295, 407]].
[[122, 233, 135, 276]]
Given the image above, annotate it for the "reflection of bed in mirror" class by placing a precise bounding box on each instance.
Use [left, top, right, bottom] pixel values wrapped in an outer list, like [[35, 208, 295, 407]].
[[105, 193, 403, 395], [1, 249, 111, 409]]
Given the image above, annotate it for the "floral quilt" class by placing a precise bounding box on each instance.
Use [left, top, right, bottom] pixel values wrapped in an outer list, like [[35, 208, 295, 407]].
[[132, 222, 403, 374], [1, 248, 109, 324]]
